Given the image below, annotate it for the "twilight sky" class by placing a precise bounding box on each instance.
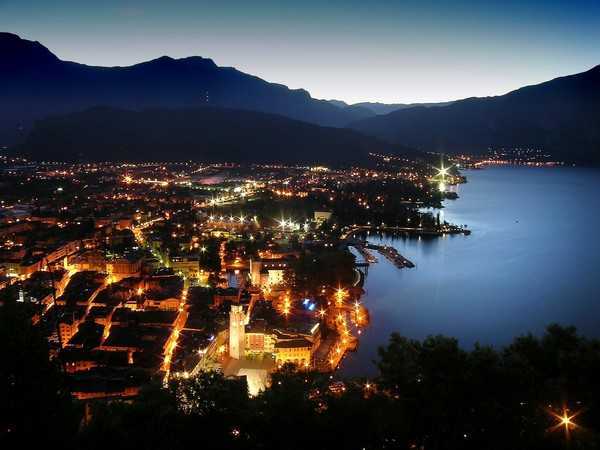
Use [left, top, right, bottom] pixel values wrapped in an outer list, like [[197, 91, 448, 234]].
[[2, 0, 599, 104]]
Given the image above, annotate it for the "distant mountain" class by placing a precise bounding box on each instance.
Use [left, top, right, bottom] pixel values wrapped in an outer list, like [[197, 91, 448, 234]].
[[20, 107, 411, 165], [353, 101, 454, 115], [0, 32, 366, 144], [327, 100, 350, 109], [327, 100, 453, 115], [350, 66, 600, 163]]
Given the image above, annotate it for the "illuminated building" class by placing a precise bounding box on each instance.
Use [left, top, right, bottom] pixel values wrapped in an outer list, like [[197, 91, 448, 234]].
[[249, 258, 289, 288], [241, 302, 321, 369], [71, 250, 107, 272], [245, 319, 276, 354], [170, 256, 201, 279], [314, 210, 332, 223], [274, 338, 312, 366], [106, 256, 142, 282], [229, 304, 246, 360], [143, 296, 181, 311]]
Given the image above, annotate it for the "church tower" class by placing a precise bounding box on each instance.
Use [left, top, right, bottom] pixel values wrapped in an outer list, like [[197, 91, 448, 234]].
[[229, 304, 246, 359]]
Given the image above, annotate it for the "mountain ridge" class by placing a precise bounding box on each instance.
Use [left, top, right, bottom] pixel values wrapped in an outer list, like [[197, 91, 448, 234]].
[[0, 33, 367, 145], [328, 99, 454, 115], [350, 64, 600, 163], [19, 106, 414, 165]]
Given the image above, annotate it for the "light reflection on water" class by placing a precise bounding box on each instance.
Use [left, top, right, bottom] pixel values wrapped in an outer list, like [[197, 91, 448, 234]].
[[340, 166, 600, 376]]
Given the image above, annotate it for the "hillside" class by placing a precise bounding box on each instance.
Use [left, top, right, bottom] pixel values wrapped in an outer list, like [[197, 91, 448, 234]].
[[0, 32, 365, 144], [20, 107, 406, 165], [350, 65, 600, 163]]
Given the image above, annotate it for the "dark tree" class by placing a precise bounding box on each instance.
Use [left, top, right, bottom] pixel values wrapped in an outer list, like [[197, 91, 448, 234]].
[[0, 302, 77, 447]]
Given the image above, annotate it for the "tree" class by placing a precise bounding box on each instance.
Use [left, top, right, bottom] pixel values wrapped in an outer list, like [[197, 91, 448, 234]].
[[0, 302, 77, 447], [285, 249, 355, 296], [376, 325, 600, 449]]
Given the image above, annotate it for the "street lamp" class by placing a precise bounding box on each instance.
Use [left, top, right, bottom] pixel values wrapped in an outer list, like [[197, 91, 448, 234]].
[[549, 407, 581, 437]]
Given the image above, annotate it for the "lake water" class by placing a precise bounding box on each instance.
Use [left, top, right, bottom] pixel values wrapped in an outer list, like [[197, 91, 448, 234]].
[[341, 166, 600, 376]]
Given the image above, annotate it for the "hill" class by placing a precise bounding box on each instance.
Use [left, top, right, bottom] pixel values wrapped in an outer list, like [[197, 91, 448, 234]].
[[350, 65, 600, 163], [327, 100, 453, 115], [19, 106, 407, 165], [0, 32, 365, 144]]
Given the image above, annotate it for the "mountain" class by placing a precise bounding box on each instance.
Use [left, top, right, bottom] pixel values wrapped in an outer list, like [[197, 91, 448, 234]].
[[353, 101, 454, 115], [327, 100, 453, 115], [19, 106, 409, 165], [0, 32, 366, 144], [350, 66, 600, 163]]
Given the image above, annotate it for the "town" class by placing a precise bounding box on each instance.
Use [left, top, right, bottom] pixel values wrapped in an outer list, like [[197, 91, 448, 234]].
[[0, 156, 465, 398]]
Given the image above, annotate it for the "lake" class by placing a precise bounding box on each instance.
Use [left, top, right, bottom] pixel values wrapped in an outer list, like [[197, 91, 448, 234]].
[[341, 166, 600, 376]]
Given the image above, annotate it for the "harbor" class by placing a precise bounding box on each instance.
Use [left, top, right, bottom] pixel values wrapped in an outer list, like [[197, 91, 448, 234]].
[[349, 240, 415, 270], [367, 244, 415, 268]]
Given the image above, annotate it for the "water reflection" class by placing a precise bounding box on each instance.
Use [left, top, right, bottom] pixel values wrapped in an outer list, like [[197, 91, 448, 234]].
[[340, 167, 600, 376]]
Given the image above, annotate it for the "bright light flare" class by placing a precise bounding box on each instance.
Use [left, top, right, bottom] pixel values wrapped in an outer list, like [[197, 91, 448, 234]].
[[548, 408, 582, 437], [436, 166, 450, 177]]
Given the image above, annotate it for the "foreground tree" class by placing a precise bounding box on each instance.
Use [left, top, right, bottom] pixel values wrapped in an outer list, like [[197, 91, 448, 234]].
[[0, 302, 77, 447], [376, 325, 600, 449], [6, 314, 600, 449]]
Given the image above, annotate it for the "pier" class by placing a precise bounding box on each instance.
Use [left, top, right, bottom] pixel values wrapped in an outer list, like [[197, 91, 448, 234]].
[[348, 240, 414, 270], [348, 243, 378, 264], [367, 244, 415, 268], [341, 224, 471, 240]]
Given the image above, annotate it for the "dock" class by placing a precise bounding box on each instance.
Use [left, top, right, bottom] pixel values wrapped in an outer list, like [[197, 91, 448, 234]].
[[348, 243, 378, 264], [366, 244, 415, 268], [341, 224, 470, 240]]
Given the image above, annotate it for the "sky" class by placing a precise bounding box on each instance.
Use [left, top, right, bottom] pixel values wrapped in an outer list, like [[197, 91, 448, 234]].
[[1, 0, 599, 104]]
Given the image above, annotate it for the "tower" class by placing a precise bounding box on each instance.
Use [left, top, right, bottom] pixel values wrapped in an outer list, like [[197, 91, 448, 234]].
[[249, 258, 262, 287], [229, 304, 246, 359]]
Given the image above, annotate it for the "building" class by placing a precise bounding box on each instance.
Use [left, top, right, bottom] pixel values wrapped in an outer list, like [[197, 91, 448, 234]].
[[58, 307, 88, 347], [245, 319, 275, 355], [170, 256, 200, 280], [229, 304, 246, 360], [45, 240, 80, 265], [274, 338, 313, 367], [241, 301, 320, 369], [249, 258, 289, 288], [71, 251, 107, 273], [106, 256, 142, 283], [314, 211, 333, 223]]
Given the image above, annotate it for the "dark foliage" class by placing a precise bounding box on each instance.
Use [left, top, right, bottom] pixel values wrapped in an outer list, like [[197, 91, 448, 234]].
[[3, 310, 600, 449], [285, 249, 356, 296], [0, 302, 78, 447]]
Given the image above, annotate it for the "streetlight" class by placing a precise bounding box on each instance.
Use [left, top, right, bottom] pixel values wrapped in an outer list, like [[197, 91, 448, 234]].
[[335, 287, 347, 306], [549, 407, 581, 437]]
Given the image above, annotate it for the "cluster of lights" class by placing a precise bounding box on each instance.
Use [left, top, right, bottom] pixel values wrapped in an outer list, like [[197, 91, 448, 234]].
[[282, 295, 291, 316], [207, 214, 258, 225], [277, 218, 303, 231]]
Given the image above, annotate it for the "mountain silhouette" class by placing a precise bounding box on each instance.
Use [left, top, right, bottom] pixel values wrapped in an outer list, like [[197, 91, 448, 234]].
[[350, 65, 600, 163], [20, 106, 411, 165], [0, 32, 365, 144], [3, 32, 599, 164], [328, 100, 454, 115]]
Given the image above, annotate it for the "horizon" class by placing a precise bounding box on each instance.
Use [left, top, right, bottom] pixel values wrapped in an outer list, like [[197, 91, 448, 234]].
[[5, 29, 598, 108], [2, 0, 599, 104]]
